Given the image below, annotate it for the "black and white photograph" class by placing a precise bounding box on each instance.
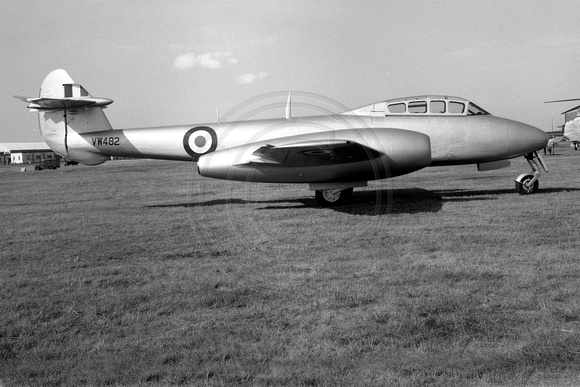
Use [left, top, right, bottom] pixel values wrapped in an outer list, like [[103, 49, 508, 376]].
[[2, 1, 580, 385]]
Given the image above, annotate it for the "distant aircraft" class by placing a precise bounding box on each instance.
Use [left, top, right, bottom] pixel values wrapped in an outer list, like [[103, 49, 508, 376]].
[[16, 69, 548, 205], [545, 98, 580, 150]]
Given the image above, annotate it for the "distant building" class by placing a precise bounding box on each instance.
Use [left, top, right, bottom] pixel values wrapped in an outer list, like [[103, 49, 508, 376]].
[[0, 142, 59, 165], [564, 106, 580, 125]]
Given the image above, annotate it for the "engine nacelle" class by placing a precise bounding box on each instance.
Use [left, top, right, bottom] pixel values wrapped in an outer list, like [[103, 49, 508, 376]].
[[197, 128, 431, 183]]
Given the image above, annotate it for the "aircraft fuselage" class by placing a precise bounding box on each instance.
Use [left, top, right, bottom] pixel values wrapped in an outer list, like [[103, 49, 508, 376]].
[[69, 113, 546, 167]]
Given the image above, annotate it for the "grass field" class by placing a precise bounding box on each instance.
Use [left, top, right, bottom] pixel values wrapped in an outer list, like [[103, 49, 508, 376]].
[[2, 144, 580, 386]]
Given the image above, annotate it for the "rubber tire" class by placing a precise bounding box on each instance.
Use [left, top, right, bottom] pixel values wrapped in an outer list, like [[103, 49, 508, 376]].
[[315, 188, 353, 206], [515, 174, 539, 195]]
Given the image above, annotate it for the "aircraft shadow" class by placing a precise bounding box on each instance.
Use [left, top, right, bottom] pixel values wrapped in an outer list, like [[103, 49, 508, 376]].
[[148, 198, 250, 208], [147, 187, 580, 215], [438, 187, 580, 199], [149, 188, 444, 215], [297, 188, 443, 215]]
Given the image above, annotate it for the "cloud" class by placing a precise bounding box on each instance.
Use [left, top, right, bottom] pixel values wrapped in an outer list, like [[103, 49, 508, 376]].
[[173, 51, 238, 70], [236, 72, 270, 85]]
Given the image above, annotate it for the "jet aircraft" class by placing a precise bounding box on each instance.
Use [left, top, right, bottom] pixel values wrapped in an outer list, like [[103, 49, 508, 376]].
[[545, 98, 580, 150], [17, 69, 549, 205]]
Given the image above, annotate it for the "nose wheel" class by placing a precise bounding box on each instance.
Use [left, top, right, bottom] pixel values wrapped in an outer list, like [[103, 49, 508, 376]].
[[515, 174, 539, 195], [515, 151, 548, 195]]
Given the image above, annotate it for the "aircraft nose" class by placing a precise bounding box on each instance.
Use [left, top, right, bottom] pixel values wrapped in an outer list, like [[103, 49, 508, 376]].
[[508, 121, 548, 157]]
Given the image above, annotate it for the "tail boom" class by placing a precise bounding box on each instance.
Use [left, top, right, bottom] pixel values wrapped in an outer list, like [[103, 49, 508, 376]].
[[74, 127, 199, 162]]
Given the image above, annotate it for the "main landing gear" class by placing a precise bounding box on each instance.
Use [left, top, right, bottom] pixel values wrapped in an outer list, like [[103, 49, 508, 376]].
[[315, 188, 353, 206], [311, 182, 366, 206], [515, 151, 548, 195]]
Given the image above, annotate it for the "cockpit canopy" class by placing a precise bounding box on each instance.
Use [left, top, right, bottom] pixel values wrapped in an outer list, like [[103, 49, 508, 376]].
[[343, 95, 490, 117]]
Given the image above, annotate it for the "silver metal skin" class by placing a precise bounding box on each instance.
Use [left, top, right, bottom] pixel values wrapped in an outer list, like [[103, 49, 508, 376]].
[[19, 70, 549, 203]]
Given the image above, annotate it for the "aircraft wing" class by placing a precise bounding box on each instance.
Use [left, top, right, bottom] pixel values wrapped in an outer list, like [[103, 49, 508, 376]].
[[197, 128, 432, 183], [249, 139, 381, 166]]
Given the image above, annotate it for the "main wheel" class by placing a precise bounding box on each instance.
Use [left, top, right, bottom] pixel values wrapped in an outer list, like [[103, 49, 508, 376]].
[[515, 174, 539, 195], [315, 188, 353, 206]]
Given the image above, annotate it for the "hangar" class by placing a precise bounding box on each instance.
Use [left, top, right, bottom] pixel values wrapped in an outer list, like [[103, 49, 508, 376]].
[[0, 142, 59, 165]]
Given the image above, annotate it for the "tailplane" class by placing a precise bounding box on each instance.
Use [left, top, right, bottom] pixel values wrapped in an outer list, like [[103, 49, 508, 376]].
[[15, 69, 114, 164]]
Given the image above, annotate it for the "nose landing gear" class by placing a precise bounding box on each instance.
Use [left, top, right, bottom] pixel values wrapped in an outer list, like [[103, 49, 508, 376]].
[[515, 151, 548, 195]]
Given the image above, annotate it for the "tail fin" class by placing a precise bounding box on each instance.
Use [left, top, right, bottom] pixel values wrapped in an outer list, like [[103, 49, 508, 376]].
[[16, 69, 114, 164]]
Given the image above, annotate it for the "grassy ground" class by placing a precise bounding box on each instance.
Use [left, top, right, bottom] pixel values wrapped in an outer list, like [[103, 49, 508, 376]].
[[1, 144, 580, 386]]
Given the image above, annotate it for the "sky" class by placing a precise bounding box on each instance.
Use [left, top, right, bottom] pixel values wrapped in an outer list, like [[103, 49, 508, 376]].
[[1, 0, 580, 142]]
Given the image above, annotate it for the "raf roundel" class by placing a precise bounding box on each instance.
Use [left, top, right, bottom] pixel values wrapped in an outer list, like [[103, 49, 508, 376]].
[[183, 126, 218, 158]]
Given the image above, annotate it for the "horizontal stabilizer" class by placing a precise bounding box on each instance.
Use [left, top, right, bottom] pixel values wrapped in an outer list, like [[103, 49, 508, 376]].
[[14, 69, 113, 112], [14, 96, 113, 111]]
